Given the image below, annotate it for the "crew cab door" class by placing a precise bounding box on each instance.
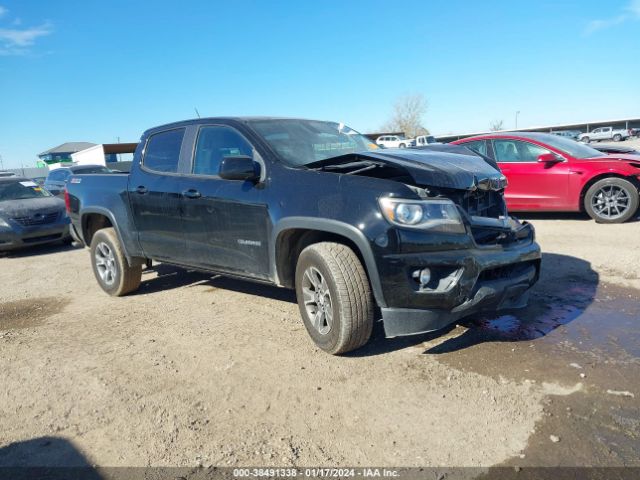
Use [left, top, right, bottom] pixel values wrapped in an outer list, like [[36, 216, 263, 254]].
[[128, 127, 188, 262], [490, 139, 571, 210], [179, 124, 270, 279]]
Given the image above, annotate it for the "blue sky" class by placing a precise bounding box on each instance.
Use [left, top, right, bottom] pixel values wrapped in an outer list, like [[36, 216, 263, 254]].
[[0, 0, 639, 168]]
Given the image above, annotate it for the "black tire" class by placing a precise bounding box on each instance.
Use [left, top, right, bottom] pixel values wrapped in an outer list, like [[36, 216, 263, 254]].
[[90, 227, 142, 296], [399, 143, 406, 148], [613, 134, 622, 142], [584, 177, 639, 224], [295, 242, 374, 355], [581, 136, 590, 143]]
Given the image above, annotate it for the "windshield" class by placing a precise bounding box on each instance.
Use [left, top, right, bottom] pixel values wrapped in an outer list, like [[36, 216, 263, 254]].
[[0, 180, 52, 201], [540, 135, 606, 159], [248, 119, 379, 167]]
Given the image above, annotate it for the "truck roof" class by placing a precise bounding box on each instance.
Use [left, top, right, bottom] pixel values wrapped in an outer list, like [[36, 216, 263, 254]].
[[144, 116, 336, 134]]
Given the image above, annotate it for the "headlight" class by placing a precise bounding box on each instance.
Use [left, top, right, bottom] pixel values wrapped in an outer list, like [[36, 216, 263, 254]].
[[378, 197, 466, 233]]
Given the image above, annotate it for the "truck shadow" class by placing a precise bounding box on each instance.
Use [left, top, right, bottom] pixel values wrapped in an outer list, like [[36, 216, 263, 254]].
[[137, 263, 298, 303], [516, 211, 640, 223], [0, 242, 78, 258], [350, 252, 599, 357], [138, 253, 599, 358], [0, 436, 102, 479]]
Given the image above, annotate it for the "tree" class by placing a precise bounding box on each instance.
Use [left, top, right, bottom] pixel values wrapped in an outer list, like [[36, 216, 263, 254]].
[[489, 119, 505, 131], [382, 94, 429, 138]]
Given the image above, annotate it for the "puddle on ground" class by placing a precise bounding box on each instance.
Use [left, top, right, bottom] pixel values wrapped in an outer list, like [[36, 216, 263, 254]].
[[0, 297, 69, 330], [423, 280, 640, 467], [469, 282, 640, 360]]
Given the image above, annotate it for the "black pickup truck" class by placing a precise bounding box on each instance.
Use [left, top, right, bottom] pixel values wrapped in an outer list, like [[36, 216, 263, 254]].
[[66, 117, 541, 354]]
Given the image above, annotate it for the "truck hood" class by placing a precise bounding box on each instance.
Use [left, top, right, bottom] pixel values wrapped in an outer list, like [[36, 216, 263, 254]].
[[0, 196, 65, 218], [309, 148, 507, 191]]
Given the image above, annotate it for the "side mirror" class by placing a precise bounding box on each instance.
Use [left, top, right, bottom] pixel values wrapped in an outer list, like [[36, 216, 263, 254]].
[[219, 156, 260, 181], [537, 153, 562, 164]]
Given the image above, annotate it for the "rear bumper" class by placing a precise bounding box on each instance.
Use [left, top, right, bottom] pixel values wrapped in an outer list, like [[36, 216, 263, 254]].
[[0, 218, 70, 251], [376, 226, 541, 337]]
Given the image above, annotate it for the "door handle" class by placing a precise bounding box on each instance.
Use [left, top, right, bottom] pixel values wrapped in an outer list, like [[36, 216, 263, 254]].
[[136, 186, 148, 194], [182, 189, 201, 199]]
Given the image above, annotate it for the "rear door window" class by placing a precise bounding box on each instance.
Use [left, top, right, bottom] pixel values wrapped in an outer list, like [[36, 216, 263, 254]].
[[143, 128, 185, 173]]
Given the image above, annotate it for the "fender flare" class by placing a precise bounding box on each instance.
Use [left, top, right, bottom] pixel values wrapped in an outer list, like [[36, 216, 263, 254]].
[[79, 207, 138, 265], [271, 217, 387, 308]]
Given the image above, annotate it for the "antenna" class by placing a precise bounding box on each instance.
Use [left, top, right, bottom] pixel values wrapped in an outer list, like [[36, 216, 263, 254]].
[[194, 107, 201, 119]]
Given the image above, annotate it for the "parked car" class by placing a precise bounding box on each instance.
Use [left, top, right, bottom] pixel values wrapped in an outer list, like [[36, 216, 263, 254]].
[[31, 176, 47, 187], [66, 117, 541, 355], [629, 127, 640, 138], [44, 164, 114, 196], [0, 171, 17, 178], [411, 135, 439, 147], [452, 132, 640, 223], [375, 135, 411, 148], [578, 127, 631, 143], [550, 130, 582, 140], [589, 144, 640, 156], [0, 177, 71, 251]]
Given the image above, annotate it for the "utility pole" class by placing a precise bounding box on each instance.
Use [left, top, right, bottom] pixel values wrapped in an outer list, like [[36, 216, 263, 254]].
[[0, 153, 4, 170], [515, 111, 521, 130]]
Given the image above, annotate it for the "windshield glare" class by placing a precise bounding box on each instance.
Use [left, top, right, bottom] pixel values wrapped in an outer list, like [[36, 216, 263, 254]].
[[540, 135, 606, 159], [249, 119, 379, 166], [0, 181, 52, 201]]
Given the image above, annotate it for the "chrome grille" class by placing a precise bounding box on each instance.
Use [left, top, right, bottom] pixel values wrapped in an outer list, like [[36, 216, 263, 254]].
[[11, 212, 59, 226]]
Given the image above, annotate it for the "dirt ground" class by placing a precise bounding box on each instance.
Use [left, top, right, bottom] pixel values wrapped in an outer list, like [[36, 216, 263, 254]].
[[0, 212, 639, 470]]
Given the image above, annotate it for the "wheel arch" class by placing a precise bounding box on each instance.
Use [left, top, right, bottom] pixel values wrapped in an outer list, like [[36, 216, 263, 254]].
[[80, 208, 142, 266], [272, 218, 386, 307]]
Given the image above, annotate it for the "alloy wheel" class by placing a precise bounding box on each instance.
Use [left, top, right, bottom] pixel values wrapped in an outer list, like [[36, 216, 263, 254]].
[[301, 266, 333, 335], [591, 185, 631, 220], [94, 241, 117, 286]]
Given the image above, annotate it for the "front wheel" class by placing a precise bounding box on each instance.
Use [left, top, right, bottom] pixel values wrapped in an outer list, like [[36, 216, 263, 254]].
[[581, 136, 590, 143], [613, 134, 622, 142], [584, 178, 639, 223], [399, 143, 406, 148], [90, 228, 142, 296], [295, 242, 374, 355]]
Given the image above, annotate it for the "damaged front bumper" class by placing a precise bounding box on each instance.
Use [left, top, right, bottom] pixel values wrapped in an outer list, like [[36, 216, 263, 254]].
[[377, 222, 541, 337]]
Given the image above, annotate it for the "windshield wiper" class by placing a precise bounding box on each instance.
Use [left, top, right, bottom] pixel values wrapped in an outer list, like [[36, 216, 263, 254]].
[[312, 160, 385, 175]]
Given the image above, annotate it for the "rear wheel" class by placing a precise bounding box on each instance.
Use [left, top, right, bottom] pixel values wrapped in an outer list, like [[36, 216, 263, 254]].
[[90, 228, 142, 296], [295, 242, 374, 355], [584, 178, 639, 223]]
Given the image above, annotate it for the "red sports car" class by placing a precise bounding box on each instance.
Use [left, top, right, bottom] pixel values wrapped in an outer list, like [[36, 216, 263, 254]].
[[452, 132, 640, 223]]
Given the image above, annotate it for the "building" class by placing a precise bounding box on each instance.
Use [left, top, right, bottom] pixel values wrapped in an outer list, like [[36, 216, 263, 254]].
[[434, 117, 640, 143], [37, 142, 97, 167], [71, 143, 138, 168]]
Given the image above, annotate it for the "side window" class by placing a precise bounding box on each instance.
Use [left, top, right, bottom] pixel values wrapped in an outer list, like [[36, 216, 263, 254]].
[[493, 140, 550, 162], [48, 170, 66, 182], [493, 140, 523, 162], [143, 128, 185, 173], [519, 142, 552, 162], [192, 126, 253, 176], [462, 140, 487, 156]]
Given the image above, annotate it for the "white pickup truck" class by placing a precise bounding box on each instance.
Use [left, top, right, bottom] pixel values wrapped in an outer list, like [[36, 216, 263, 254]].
[[579, 127, 631, 143]]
